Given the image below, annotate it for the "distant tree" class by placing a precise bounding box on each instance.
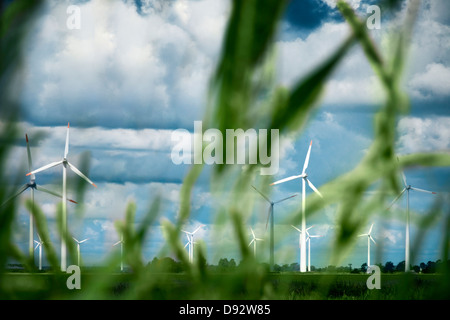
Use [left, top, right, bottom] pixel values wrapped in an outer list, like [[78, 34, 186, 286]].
[[326, 265, 336, 273], [350, 267, 361, 274], [218, 258, 230, 272], [412, 265, 420, 273], [273, 264, 281, 272], [396, 261, 405, 272], [420, 262, 427, 273], [425, 261, 436, 273], [361, 263, 368, 273], [289, 263, 299, 271], [383, 261, 395, 273]]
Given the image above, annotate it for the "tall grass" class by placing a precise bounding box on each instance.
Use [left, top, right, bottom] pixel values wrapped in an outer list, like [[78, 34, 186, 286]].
[[0, 0, 449, 299]]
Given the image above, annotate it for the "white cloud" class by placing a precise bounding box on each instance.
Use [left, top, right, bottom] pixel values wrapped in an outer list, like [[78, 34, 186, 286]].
[[20, 0, 229, 129], [397, 116, 450, 154], [320, 0, 361, 10], [408, 63, 450, 99]]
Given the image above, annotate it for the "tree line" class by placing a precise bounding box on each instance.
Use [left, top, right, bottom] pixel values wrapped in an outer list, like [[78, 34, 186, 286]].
[[145, 257, 449, 274]]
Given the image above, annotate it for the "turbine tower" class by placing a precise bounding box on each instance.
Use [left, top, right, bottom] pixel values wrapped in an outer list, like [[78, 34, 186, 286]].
[[292, 225, 320, 272], [387, 163, 436, 272], [248, 227, 263, 257], [113, 235, 124, 272], [182, 225, 204, 263], [34, 235, 44, 271], [252, 185, 296, 270], [72, 237, 89, 267], [358, 223, 376, 271], [271, 141, 323, 272], [305, 226, 321, 272], [1, 134, 76, 260], [26, 123, 97, 271]]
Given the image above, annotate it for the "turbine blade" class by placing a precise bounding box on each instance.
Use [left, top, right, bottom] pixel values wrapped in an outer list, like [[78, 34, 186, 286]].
[[270, 175, 301, 186], [306, 178, 323, 198], [65, 122, 70, 158], [250, 227, 256, 238], [184, 241, 189, 248], [302, 140, 312, 174], [113, 240, 121, 246], [397, 157, 407, 187], [67, 161, 97, 187], [25, 134, 34, 179], [36, 185, 78, 203], [410, 187, 436, 195], [368, 223, 374, 235], [80, 238, 89, 243], [370, 235, 376, 244], [27, 160, 63, 176], [251, 185, 272, 203], [291, 225, 301, 233], [1, 184, 30, 206], [72, 237, 79, 243], [192, 225, 204, 234], [274, 194, 298, 204], [401, 171, 407, 188], [248, 239, 255, 246], [386, 188, 406, 210], [358, 234, 367, 237], [265, 205, 271, 231]]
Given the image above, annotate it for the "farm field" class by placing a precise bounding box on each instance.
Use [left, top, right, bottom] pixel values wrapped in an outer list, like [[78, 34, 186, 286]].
[[0, 272, 447, 300]]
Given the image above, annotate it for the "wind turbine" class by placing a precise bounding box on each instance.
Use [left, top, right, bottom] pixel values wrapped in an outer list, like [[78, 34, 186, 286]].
[[292, 225, 320, 272], [358, 223, 376, 272], [305, 226, 321, 272], [182, 225, 204, 263], [113, 235, 124, 272], [1, 134, 76, 259], [271, 140, 323, 272], [72, 237, 89, 267], [34, 235, 44, 271], [252, 185, 297, 270], [26, 123, 97, 271], [248, 227, 264, 257], [387, 163, 436, 272]]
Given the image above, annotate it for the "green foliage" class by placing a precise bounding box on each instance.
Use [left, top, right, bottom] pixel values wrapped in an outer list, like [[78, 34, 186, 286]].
[[0, 0, 448, 300]]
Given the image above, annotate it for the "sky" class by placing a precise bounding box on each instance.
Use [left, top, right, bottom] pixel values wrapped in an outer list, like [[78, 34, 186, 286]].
[[2, 0, 450, 270]]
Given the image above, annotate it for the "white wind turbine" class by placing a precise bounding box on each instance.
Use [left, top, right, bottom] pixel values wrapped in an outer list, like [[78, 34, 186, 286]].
[[252, 185, 297, 270], [34, 235, 44, 271], [26, 123, 97, 271], [182, 225, 204, 263], [1, 134, 76, 259], [113, 235, 124, 272], [292, 225, 321, 272], [248, 227, 264, 257], [72, 237, 89, 267], [358, 223, 376, 271], [387, 163, 436, 272], [271, 141, 323, 272]]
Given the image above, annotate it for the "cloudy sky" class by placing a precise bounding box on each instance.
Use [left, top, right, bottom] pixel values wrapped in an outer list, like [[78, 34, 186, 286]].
[[4, 0, 450, 269]]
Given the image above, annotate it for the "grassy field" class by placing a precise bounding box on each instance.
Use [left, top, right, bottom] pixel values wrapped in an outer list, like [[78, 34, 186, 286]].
[[1, 0, 449, 303], [1, 271, 447, 300]]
